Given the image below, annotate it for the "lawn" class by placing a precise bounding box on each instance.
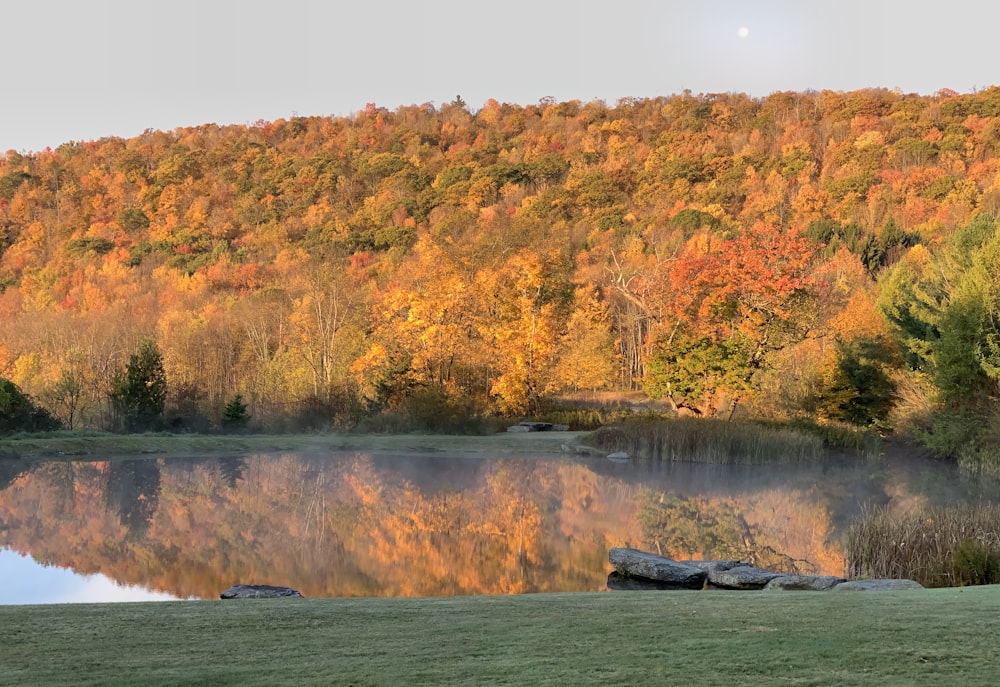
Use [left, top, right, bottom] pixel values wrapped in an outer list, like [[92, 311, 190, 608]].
[[2, 587, 999, 686]]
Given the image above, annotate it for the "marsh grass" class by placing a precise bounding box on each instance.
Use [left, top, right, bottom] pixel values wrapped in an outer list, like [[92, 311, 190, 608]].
[[3, 589, 1000, 686], [585, 416, 826, 464], [847, 504, 1000, 587]]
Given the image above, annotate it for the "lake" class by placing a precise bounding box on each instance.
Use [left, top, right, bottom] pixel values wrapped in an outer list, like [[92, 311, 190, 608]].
[[0, 441, 990, 604]]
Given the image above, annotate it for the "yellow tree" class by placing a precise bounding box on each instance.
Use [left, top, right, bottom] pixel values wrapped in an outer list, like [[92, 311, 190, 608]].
[[477, 249, 571, 415], [548, 286, 619, 395], [351, 232, 487, 414], [284, 252, 367, 403]]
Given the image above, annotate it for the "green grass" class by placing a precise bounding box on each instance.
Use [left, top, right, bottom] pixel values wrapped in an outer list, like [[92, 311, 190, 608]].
[[0, 429, 585, 461], [2, 589, 1000, 686]]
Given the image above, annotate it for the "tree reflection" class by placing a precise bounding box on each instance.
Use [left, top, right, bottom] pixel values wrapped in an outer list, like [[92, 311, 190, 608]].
[[216, 457, 247, 489], [104, 459, 162, 537], [0, 457, 34, 491], [0, 450, 967, 601]]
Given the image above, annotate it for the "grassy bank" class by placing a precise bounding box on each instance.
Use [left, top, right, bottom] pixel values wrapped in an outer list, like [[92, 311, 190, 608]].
[[3, 589, 1000, 686], [0, 429, 585, 461]]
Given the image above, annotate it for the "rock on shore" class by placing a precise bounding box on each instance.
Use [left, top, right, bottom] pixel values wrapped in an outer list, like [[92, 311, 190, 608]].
[[608, 548, 923, 592]]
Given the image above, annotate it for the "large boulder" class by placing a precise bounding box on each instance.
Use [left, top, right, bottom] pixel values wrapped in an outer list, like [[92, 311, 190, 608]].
[[833, 579, 924, 591], [608, 548, 707, 589], [607, 572, 689, 591], [220, 584, 304, 599], [764, 575, 846, 591], [707, 566, 783, 590], [679, 560, 752, 573]]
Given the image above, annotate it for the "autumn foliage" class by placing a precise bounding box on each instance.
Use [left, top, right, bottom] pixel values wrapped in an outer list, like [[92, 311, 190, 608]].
[[2, 88, 1000, 448]]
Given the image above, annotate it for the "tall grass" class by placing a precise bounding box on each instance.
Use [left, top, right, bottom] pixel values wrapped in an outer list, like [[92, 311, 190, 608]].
[[584, 416, 825, 464], [847, 504, 1000, 587]]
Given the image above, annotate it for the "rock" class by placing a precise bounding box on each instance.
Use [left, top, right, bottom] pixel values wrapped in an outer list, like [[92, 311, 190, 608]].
[[764, 575, 846, 591], [679, 560, 752, 573], [608, 548, 707, 589], [508, 422, 559, 432], [707, 566, 783, 590], [220, 584, 304, 599], [562, 443, 599, 456], [606, 451, 630, 462], [833, 579, 925, 591], [606, 572, 698, 591]]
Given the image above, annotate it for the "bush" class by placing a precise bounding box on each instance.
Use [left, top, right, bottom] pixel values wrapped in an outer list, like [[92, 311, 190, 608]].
[[0, 378, 62, 434], [952, 539, 1000, 586]]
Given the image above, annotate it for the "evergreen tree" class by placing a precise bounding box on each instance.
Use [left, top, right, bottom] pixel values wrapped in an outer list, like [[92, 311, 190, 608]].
[[110, 339, 167, 432], [222, 393, 250, 432]]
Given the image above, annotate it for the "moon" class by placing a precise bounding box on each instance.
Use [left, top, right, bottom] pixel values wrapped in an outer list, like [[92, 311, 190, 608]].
[[737, 26, 750, 38]]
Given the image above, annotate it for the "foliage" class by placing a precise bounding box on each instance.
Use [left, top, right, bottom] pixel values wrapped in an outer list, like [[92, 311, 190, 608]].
[[110, 339, 167, 432], [878, 215, 1000, 462], [815, 337, 897, 428], [221, 393, 250, 432], [3, 90, 1000, 438], [642, 223, 819, 416], [0, 377, 62, 434]]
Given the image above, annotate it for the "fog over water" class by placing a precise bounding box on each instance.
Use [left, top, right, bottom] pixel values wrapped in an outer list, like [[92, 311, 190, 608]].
[[0, 445, 992, 604]]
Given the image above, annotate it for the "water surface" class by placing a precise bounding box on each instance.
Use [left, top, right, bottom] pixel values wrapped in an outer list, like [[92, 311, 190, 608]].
[[0, 445, 990, 603]]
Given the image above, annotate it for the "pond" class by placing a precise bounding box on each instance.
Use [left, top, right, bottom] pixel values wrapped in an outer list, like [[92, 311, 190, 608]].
[[0, 443, 991, 604]]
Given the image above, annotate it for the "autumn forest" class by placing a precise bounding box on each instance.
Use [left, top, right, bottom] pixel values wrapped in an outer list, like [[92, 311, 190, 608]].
[[4, 88, 1000, 468]]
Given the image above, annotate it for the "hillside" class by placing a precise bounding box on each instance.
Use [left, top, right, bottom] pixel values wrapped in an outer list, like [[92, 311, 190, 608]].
[[3, 89, 1000, 463]]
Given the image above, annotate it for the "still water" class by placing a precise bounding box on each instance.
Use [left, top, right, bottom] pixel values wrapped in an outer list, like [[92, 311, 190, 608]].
[[0, 446, 990, 604]]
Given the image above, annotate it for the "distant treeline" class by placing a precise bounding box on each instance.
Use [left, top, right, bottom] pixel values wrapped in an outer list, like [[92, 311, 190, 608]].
[[3, 89, 1000, 466]]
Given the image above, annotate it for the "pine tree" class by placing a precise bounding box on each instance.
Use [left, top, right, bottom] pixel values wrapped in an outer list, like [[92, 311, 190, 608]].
[[110, 339, 167, 432]]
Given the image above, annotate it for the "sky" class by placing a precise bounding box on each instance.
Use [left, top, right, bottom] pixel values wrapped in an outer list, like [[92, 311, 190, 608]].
[[2, 0, 998, 154]]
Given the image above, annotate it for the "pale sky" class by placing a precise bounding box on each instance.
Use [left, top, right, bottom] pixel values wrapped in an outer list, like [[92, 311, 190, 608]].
[[2, 0, 997, 154]]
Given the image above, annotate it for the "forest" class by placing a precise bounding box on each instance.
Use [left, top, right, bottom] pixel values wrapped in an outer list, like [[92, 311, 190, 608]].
[[3, 88, 1000, 469]]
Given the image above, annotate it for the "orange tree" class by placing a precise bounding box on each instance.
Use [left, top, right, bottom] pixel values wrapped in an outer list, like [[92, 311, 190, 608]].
[[644, 223, 819, 417]]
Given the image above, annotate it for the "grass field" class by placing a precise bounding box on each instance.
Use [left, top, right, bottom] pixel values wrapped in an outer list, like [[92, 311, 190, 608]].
[[2, 587, 1000, 686]]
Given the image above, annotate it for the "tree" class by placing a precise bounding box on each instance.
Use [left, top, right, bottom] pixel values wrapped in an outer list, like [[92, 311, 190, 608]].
[[0, 377, 62, 433], [478, 250, 572, 415], [644, 224, 818, 416], [815, 337, 896, 428], [549, 287, 619, 394], [110, 339, 167, 432], [222, 393, 250, 432]]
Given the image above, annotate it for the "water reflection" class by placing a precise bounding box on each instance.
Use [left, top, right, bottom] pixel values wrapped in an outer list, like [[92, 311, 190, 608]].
[[0, 548, 181, 604], [0, 448, 992, 603]]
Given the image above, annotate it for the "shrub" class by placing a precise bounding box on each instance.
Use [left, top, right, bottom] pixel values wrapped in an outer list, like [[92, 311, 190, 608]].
[[952, 539, 1000, 586], [0, 378, 62, 434]]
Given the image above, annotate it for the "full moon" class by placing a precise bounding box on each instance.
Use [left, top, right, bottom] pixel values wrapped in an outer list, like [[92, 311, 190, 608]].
[[737, 26, 750, 38]]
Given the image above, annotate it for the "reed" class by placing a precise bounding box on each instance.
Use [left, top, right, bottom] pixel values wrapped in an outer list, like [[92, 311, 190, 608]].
[[585, 416, 825, 464], [847, 504, 1000, 587]]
